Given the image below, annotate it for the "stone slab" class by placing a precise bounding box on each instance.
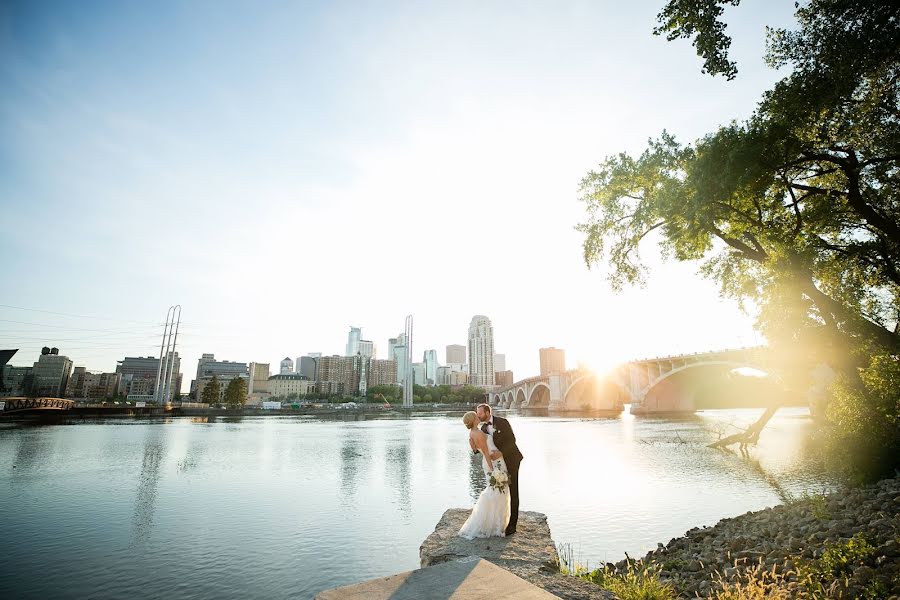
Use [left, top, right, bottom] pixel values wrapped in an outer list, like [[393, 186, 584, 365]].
[[419, 508, 615, 600], [314, 557, 560, 600]]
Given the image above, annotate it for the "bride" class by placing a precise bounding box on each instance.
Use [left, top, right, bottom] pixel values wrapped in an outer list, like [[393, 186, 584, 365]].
[[458, 411, 510, 539]]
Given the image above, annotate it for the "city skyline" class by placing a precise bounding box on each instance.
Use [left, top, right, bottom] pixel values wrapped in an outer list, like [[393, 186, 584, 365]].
[[1, 2, 785, 387]]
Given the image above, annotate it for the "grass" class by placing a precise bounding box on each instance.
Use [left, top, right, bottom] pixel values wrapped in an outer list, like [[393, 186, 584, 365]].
[[557, 544, 674, 600]]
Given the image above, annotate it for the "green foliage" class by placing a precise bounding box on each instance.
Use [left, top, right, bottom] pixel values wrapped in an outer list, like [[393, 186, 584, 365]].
[[824, 352, 900, 484], [366, 384, 401, 402], [223, 377, 247, 409], [201, 375, 220, 406], [795, 534, 877, 596], [654, 0, 740, 79], [583, 563, 674, 600]]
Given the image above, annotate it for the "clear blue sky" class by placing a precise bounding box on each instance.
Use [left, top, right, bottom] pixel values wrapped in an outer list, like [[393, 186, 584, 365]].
[[1, 1, 797, 387]]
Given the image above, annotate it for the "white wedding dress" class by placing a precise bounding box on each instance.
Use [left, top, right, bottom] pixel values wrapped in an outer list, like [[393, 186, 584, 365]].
[[458, 432, 511, 539]]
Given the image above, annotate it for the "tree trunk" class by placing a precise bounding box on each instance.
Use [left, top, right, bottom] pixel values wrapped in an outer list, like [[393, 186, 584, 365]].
[[708, 405, 780, 450]]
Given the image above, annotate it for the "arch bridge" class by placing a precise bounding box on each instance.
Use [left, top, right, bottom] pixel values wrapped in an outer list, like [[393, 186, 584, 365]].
[[0, 397, 76, 414], [488, 347, 768, 413]]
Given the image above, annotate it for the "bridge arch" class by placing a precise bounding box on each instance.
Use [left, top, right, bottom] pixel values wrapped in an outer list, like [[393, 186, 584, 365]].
[[639, 360, 771, 412], [525, 382, 551, 408], [563, 374, 630, 411]]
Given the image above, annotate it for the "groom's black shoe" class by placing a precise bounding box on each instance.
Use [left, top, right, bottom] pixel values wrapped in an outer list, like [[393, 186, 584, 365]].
[[505, 528, 516, 536]]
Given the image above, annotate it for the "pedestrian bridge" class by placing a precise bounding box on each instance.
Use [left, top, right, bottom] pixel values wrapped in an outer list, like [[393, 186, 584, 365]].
[[489, 347, 768, 413], [0, 397, 76, 414]]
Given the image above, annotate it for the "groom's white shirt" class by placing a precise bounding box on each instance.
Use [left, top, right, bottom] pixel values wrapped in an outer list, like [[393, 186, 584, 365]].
[[483, 419, 494, 434]]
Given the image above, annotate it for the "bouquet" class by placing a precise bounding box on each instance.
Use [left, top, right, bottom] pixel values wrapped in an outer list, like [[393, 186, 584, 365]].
[[488, 461, 509, 493]]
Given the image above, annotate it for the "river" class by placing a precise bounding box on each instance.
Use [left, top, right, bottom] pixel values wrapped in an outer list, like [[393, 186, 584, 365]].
[[0, 407, 831, 599]]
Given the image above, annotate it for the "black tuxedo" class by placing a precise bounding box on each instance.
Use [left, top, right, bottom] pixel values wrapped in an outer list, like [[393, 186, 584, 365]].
[[480, 415, 523, 534]]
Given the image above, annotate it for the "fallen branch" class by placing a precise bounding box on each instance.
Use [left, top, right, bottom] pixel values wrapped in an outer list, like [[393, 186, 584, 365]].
[[708, 405, 780, 451]]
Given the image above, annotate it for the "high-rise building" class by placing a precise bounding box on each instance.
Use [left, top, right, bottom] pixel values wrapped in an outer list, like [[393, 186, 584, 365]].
[[367, 359, 397, 387], [494, 353, 506, 372], [346, 327, 361, 357], [248, 362, 270, 405], [411, 362, 427, 386], [279, 357, 294, 374], [297, 356, 317, 380], [390, 333, 408, 386], [495, 370, 514, 387], [31, 347, 73, 397], [539, 347, 566, 376], [358, 340, 375, 358], [468, 315, 495, 388], [423, 349, 439, 386], [446, 344, 466, 364], [315, 355, 354, 395]]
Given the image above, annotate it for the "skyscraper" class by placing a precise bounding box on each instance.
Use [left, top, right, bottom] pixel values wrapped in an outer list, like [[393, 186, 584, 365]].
[[446, 344, 466, 364], [467, 315, 495, 388], [423, 349, 439, 386], [539, 347, 566, 376], [358, 340, 375, 358], [346, 327, 361, 357], [280, 357, 294, 374], [493, 353, 506, 372]]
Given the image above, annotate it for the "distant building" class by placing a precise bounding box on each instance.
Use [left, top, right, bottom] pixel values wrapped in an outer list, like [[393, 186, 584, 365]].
[[358, 340, 375, 359], [412, 362, 427, 386], [315, 355, 354, 395], [297, 356, 317, 380], [248, 362, 270, 406], [539, 347, 566, 376], [117, 354, 181, 400], [279, 357, 294, 374], [346, 327, 361, 357], [423, 349, 439, 386], [446, 344, 466, 365], [268, 373, 314, 399], [1, 365, 32, 397], [67, 368, 121, 400], [468, 316, 495, 388], [493, 354, 506, 372], [193, 354, 249, 404], [390, 334, 408, 386], [449, 370, 469, 386], [495, 370, 514, 387], [367, 359, 397, 387], [31, 347, 73, 397], [438, 362, 468, 386]]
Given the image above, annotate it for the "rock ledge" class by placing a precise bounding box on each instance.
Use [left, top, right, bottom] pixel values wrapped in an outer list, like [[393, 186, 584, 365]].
[[420, 508, 613, 600]]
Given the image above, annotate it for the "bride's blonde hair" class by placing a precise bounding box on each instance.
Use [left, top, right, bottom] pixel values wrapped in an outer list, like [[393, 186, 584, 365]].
[[462, 411, 477, 429]]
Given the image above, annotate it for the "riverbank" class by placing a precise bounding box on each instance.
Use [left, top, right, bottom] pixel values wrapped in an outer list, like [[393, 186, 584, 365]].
[[584, 476, 900, 598]]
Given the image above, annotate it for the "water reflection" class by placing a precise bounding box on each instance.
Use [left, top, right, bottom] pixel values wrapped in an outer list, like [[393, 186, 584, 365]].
[[339, 427, 369, 499], [11, 430, 52, 476], [131, 429, 165, 545], [385, 429, 412, 513]]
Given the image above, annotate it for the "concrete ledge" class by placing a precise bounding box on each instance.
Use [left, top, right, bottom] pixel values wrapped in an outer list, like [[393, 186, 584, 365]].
[[314, 558, 560, 599]]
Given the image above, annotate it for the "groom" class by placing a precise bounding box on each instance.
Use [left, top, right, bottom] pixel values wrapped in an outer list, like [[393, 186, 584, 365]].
[[476, 403, 523, 535]]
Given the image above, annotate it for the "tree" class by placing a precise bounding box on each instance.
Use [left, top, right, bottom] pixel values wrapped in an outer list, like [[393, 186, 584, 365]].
[[201, 375, 220, 406], [224, 377, 247, 409], [580, 0, 900, 363], [578, 0, 900, 477]]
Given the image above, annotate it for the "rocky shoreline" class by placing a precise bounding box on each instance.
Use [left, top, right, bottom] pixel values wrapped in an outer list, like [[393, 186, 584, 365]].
[[603, 476, 900, 598]]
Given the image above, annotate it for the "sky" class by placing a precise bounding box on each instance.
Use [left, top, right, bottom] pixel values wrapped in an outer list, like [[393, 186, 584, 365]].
[[0, 0, 797, 389]]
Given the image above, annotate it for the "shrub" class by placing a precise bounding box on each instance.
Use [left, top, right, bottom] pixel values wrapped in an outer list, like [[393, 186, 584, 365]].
[[824, 352, 900, 485]]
